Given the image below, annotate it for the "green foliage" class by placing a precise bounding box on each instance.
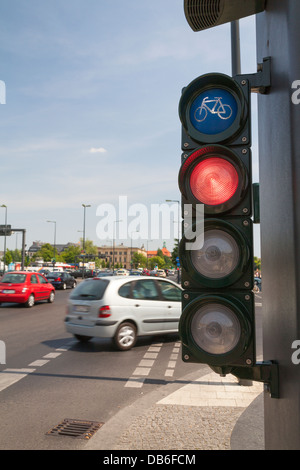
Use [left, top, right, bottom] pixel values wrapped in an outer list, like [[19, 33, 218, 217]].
[[131, 252, 147, 268], [254, 257, 261, 271], [148, 256, 165, 270]]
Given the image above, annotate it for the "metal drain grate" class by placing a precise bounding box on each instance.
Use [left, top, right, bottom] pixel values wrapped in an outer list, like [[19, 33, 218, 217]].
[[46, 418, 104, 439]]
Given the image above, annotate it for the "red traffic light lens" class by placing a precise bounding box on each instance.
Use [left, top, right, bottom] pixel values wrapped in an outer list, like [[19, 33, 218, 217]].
[[190, 157, 239, 206], [178, 145, 249, 214]]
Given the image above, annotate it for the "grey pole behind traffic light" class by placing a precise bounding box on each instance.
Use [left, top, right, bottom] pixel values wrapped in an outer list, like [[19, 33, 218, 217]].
[[231, 21, 241, 76], [256, 0, 300, 450]]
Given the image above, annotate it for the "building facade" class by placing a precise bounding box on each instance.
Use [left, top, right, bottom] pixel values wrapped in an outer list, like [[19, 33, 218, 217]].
[[96, 243, 147, 269]]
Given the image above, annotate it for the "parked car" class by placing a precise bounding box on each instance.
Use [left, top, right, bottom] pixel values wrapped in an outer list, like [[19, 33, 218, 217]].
[[38, 269, 51, 277], [46, 271, 77, 290], [156, 269, 166, 278], [65, 276, 182, 350], [149, 270, 158, 276], [115, 269, 129, 276], [0, 271, 55, 307], [253, 277, 262, 292], [69, 270, 82, 278], [129, 270, 142, 276], [82, 269, 95, 278], [96, 271, 114, 277]]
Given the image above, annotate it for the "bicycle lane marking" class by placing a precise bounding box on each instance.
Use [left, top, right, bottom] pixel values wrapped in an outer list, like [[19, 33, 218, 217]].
[[124, 343, 163, 388], [164, 341, 181, 377], [0, 341, 75, 393]]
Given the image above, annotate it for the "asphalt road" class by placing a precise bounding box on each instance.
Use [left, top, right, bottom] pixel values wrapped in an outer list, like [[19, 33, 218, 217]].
[[0, 281, 263, 450], [0, 284, 202, 450]]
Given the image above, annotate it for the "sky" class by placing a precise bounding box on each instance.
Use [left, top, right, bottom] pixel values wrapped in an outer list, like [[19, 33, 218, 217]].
[[0, 0, 261, 257]]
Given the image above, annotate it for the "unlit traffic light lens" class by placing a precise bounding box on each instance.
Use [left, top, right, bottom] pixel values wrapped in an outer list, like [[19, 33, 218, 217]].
[[191, 228, 240, 279], [191, 303, 241, 355]]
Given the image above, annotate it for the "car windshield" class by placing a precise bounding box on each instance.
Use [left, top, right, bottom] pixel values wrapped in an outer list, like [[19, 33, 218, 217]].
[[70, 279, 109, 300], [1, 273, 26, 284], [47, 273, 61, 278]]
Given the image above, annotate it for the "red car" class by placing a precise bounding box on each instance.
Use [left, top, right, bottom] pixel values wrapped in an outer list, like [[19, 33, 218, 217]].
[[0, 271, 55, 308]]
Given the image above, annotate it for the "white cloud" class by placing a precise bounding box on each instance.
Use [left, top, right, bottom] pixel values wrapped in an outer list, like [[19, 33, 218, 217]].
[[89, 147, 107, 154]]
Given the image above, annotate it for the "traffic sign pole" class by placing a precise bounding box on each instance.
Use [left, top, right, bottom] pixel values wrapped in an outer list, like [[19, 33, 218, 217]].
[[257, 0, 300, 450]]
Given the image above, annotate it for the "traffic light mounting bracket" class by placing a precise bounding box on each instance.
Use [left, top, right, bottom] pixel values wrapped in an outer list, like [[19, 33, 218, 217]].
[[211, 361, 279, 399]]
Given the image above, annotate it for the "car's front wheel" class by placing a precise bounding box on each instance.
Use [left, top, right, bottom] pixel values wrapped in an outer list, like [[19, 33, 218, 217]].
[[114, 322, 137, 351]]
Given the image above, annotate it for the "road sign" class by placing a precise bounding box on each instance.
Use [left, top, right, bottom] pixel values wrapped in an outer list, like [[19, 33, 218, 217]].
[[0, 225, 12, 236]]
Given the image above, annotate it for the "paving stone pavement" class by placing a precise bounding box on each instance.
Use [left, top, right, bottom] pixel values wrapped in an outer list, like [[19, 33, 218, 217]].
[[113, 404, 245, 450], [87, 370, 264, 451]]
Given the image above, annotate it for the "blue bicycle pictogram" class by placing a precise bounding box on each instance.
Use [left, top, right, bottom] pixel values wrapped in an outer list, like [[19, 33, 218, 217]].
[[194, 96, 233, 122], [189, 88, 238, 135]]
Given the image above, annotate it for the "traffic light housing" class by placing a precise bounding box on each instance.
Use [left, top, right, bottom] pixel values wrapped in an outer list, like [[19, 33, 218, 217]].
[[178, 72, 255, 374], [183, 0, 266, 32]]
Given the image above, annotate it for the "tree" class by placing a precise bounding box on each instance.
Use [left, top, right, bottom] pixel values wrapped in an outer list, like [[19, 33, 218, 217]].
[[171, 239, 179, 266], [132, 252, 147, 269], [61, 245, 81, 264], [3, 249, 12, 265], [148, 256, 165, 270], [254, 257, 261, 272], [35, 243, 54, 263], [79, 238, 97, 255]]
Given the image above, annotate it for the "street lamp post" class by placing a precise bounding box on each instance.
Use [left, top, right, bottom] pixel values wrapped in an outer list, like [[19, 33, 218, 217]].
[[81, 204, 91, 277], [82, 204, 91, 252], [130, 230, 139, 269], [146, 239, 153, 269], [113, 220, 122, 273], [166, 199, 180, 282], [1, 205, 7, 272], [47, 220, 56, 267]]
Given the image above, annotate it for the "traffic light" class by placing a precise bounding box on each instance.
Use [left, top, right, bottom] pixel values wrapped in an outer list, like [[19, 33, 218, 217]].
[[178, 72, 255, 374]]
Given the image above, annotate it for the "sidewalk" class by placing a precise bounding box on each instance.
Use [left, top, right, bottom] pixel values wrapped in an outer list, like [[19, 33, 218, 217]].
[[85, 366, 264, 451]]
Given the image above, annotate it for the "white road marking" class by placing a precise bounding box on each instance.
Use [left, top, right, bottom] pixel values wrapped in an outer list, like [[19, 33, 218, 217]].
[[164, 342, 181, 377], [0, 342, 74, 393], [43, 352, 62, 359], [0, 368, 36, 392], [28, 359, 50, 367], [125, 342, 163, 388]]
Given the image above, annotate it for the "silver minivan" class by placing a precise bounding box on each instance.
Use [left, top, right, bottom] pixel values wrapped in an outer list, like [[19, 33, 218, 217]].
[[65, 276, 182, 350]]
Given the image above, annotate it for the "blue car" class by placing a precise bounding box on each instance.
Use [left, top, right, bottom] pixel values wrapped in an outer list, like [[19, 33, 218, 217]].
[[46, 272, 77, 290]]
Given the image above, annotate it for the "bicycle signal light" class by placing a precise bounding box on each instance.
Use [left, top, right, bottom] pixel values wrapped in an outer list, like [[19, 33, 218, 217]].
[[179, 73, 250, 147]]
